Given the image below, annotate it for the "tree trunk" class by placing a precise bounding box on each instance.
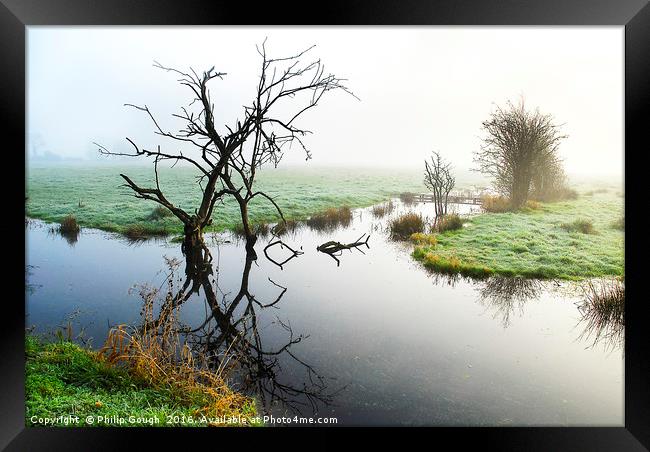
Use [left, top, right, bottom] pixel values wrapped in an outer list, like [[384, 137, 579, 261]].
[[511, 171, 531, 210], [181, 219, 211, 276], [238, 203, 258, 259]]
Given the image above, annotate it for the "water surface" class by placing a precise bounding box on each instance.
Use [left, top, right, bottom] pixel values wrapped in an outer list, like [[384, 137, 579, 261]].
[[25, 201, 623, 426]]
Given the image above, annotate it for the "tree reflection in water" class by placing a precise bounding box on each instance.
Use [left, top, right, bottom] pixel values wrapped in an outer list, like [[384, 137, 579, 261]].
[[433, 272, 625, 351], [477, 276, 545, 328], [142, 246, 335, 415]]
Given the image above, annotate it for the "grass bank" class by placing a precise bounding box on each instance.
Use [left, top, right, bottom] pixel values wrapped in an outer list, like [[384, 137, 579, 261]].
[[25, 335, 259, 427], [26, 165, 428, 236], [410, 191, 624, 280]]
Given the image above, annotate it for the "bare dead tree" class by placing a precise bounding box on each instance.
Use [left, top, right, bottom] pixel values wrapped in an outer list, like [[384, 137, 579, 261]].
[[96, 41, 355, 262], [473, 98, 568, 209], [423, 151, 455, 222], [220, 41, 356, 257]]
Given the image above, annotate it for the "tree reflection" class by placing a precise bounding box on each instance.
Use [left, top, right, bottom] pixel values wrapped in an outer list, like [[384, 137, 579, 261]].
[[477, 276, 545, 328], [145, 248, 335, 415]]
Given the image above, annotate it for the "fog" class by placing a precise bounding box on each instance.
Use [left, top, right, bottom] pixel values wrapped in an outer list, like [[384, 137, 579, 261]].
[[27, 27, 623, 178]]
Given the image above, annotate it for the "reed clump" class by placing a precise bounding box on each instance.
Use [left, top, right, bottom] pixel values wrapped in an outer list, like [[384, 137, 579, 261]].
[[147, 206, 174, 221], [371, 200, 395, 218], [233, 222, 271, 238], [560, 218, 596, 235], [481, 195, 511, 213], [271, 219, 301, 236], [578, 278, 624, 348], [610, 216, 624, 230], [434, 213, 464, 233], [59, 215, 80, 233], [523, 200, 541, 211], [124, 223, 169, 239], [390, 212, 425, 239], [306, 206, 352, 231], [399, 192, 417, 205]]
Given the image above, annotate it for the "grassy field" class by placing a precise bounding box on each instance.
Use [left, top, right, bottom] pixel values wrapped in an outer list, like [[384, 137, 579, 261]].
[[26, 165, 430, 235], [25, 335, 258, 427], [411, 190, 624, 280]]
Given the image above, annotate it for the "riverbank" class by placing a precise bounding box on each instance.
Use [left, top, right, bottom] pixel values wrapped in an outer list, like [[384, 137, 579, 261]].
[[26, 166, 430, 236], [410, 191, 624, 280], [25, 335, 259, 427]]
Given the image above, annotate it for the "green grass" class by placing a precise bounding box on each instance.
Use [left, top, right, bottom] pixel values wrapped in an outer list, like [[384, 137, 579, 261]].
[[26, 165, 428, 235], [411, 191, 624, 280], [25, 335, 258, 427]]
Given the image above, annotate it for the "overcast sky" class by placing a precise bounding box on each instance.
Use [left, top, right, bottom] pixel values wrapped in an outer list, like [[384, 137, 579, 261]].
[[27, 26, 623, 177]]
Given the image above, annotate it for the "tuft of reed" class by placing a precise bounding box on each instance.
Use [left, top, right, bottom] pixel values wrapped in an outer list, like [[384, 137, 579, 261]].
[[577, 278, 624, 349], [390, 212, 425, 239], [59, 215, 80, 233], [124, 223, 169, 239], [481, 195, 511, 213], [232, 222, 271, 238], [434, 213, 464, 233], [610, 216, 624, 230], [560, 218, 596, 235], [371, 200, 395, 218], [399, 192, 417, 205], [271, 219, 301, 236], [306, 206, 352, 231], [255, 222, 270, 237], [523, 200, 541, 210], [147, 206, 174, 221]]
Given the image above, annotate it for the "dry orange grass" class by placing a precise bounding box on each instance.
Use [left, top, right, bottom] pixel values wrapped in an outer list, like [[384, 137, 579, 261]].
[[481, 195, 511, 213], [99, 260, 257, 424]]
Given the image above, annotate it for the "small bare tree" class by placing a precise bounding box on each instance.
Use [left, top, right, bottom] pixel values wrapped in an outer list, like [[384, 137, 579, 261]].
[[424, 151, 455, 221], [473, 98, 567, 209], [97, 41, 354, 263]]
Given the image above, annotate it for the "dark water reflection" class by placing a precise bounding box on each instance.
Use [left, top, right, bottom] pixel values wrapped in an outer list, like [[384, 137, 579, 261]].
[[25, 200, 623, 426]]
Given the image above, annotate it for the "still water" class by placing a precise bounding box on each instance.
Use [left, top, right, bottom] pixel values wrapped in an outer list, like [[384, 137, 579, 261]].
[[25, 201, 623, 426]]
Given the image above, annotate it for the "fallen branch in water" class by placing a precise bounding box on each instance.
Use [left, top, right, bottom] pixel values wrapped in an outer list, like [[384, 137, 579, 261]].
[[316, 234, 370, 266], [263, 240, 304, 270]]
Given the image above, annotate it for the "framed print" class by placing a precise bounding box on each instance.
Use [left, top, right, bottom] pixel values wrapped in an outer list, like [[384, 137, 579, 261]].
[[2, 0, 649, 449]]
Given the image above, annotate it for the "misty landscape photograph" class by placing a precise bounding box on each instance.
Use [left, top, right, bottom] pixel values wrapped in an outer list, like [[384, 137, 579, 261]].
[[25, 26, 624, 427]]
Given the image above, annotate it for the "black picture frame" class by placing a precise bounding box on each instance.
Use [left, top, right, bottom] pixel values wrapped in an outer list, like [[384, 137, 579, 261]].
[[3, 0, 648, 449]]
